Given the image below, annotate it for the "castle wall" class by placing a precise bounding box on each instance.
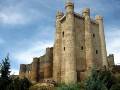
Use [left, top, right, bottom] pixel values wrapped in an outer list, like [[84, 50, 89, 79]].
[[74, 16, 86, 71], [39, 47, 53, 80], [39, 56, 45, 79], [44, 48, 53, 78], [91, 21, 103, 68]]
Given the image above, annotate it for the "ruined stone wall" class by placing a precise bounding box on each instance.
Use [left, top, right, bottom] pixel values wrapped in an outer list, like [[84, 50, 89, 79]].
[[107, 54, 115, 67], [24, 64, 32, 80], [19, 47, 53, 82], [19, 64, 27, 78], [39, 55, 45, 80], [44, 47, 53, 79], [31, 57, 40, 82], [19, 64, 32, 80]]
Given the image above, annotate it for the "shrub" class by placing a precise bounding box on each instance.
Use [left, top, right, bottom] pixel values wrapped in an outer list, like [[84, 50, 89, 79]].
[[56, 83, 82, 90], [110, 84, 120, 90], [84, 68, 117, 90]]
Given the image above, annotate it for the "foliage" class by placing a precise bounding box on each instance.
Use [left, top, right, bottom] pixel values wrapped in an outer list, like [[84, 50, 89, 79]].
[[0, 77, 12, 90], [99, 69, 116, 90], [85, 68, 118, 90], [110, 84, 120, 90], [56, 83, 83, 90], [7, 77, 32, 90], [85, 69, 107, 90], [0, 55, 10, 78]]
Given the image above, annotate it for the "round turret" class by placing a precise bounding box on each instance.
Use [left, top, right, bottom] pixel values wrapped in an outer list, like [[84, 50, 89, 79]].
[[56, 11, 64, 19], [82, 8, 90, 16], [95, 15, 103, 20], [65, 1, 74, 13]]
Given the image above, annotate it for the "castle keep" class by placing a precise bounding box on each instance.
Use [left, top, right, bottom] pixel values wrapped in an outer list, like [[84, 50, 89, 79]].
[[19, 1, 115, 84]]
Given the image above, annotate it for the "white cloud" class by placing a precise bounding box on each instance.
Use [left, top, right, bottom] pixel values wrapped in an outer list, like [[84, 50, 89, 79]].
[[106, 27, 120, 65], [11, 40, 53, 64], [0, 12, 28, 25], [0, 1, 45, 25]]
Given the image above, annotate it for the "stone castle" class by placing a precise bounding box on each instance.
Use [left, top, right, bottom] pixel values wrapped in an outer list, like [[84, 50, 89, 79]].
[[19, 1, 115, 84]]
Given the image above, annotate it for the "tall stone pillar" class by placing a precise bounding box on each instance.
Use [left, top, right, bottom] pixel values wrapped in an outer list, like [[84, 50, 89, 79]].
[[95, 16, 108, 68], [53, 11, 63, 82], [83, 8, 94, 71], [31, 57, 39, 82], [64, 1, 77, 84]]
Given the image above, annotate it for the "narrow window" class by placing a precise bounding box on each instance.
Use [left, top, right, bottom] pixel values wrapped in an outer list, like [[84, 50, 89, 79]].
[[81, 46, 83, 50], [93, 33, 95, 38], [64, 47, 65, 51], [96, 50, 98, 54], [62, 31, 64, 37]]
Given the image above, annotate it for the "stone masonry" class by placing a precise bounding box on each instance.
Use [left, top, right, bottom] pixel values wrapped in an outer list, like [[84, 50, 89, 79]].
[[19, 1, 115, 84]]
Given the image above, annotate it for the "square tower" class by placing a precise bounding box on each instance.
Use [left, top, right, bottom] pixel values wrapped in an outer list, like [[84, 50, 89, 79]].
[[53, 1, 108, 84]]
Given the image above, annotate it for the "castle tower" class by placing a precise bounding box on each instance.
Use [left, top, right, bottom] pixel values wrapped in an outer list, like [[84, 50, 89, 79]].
[[95, 16, 108, 68], [53, 11, 64, 82], [63, 1, 77, 84], [83, 8, 94, 71], [19, 1, 111, 84], [31, 57, 39, 82]]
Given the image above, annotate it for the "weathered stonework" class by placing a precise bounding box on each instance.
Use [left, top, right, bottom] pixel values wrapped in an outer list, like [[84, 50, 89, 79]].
[[19, 1, 115, 84]]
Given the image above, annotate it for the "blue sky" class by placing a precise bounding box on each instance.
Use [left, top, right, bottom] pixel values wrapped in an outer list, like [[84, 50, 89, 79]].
[[0, 0, 120, 74]]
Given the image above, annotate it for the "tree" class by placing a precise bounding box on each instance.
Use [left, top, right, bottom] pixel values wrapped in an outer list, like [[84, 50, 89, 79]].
[[0, 55, 11, 90], [0, 55, 10, 78]]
